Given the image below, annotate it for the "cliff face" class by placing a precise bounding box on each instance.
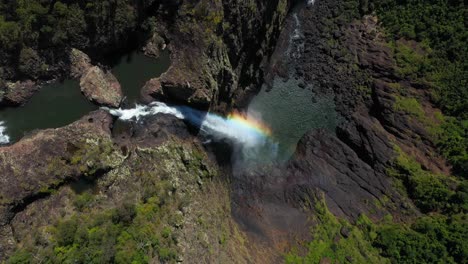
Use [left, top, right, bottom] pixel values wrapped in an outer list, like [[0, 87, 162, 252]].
[[0, 111, 253, 262], [142, 0, 292, 111], [229, 1, 465, 262], [0, 1, 294, 261], [0, 0, 466, 263], [0, 0, 292, 111]]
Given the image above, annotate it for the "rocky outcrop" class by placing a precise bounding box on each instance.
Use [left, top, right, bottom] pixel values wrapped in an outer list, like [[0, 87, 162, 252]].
[[0, 110, 120, 221], [69, 48, 93, 79], [140, 0, 292, 111], [141, 78, 163, 103], [0, 110, 124, 256], [291, 1, 450, 176], [142, 33, 166, 59], [286, 130, 409, 220], [0, 80, 38, 106], [80, 66, 123, 107], [70, 48, 124, 108], [0, 109, 256, 262]]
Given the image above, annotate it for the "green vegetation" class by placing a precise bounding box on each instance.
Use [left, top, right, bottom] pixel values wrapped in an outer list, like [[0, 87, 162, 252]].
[[372, 0, 467, 177], [436, 117, 468, 177], [287, 2, 467, 262], [387, 146, 466, 214], [7, 142, 223, 263], [7, 181, 179, 264], [285, 199, 389, 264], [374, 214, 468, 264], [393, 96, 425, 121], [0, 0, 151, 80], [286, 199, 467, 264]]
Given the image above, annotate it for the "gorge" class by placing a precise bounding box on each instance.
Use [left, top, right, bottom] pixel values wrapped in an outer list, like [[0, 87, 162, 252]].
[[0, 0, 466, 263]]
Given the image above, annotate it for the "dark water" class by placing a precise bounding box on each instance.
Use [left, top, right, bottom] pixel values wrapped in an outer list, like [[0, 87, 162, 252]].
[[248, 77, 339, 161], [112, 50, 170, 104], [0, 80, 97, 142], [0, 51, 171, 143]]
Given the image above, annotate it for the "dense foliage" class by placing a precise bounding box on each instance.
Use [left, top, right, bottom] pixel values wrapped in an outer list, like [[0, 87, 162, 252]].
[[374, 214, 467, 264], [373, 0, 468, 176], [285, 201, 389, 264], [0, 0, 156, 80], [287, 1, 467, 263], [7, 180, 179, 264]]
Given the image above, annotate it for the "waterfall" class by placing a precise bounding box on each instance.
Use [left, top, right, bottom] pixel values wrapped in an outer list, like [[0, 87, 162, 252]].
[[287, 13, 305, 59], [0, 121, 10, 144], [104, 102, 278, 165]]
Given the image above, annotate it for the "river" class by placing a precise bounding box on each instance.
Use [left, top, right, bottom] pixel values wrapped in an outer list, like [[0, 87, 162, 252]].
[[0, 50, 170, 143]]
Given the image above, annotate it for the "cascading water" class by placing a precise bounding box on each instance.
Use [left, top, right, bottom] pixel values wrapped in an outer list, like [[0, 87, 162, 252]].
[[287, 13, 305, 59], [104, 102, 279, 167], [0, 121, 10, 144]]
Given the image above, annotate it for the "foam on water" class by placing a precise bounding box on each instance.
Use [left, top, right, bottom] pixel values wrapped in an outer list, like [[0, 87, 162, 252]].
[[104, 102, 278, 165], [0, 121, 10, 144]]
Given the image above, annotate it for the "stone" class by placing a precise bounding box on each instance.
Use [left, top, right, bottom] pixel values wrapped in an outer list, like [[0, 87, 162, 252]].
[[142, 33, 166, 59], [2, 80, 38, 106], [69, 48, 92, 79], [80, 66, 123, 107], [141, 78, 163, 103]]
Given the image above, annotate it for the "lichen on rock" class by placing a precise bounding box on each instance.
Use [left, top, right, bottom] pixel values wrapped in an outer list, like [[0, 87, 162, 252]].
[[80, 66, 123, 108]]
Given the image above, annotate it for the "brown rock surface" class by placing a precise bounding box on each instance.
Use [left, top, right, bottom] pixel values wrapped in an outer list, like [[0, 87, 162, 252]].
[[0, 110, 122, 224], [1, 80, 38, 106], [69, 48, 93, 79], [80, 66, 123, 107]]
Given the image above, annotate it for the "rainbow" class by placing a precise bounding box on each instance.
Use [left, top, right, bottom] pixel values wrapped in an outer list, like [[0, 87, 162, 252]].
[[227, 111, 272, 138]]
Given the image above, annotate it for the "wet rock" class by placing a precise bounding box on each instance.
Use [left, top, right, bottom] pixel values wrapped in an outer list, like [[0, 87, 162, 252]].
[[115, 113, 191, 147], [141, 78, 163, 103], [143, 33, 166, 59], [69, 48, 93, 79], [80, 66, 123, 107], [1, 80, 38, 106]]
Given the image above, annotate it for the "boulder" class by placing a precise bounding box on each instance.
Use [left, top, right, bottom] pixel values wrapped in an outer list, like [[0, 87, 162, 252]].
[[141, 78, 163, 103], [69, 48, 93, 79], [142, 33, 166, 59], [80, 66, 123, 107], [2, 80, 38, 106]]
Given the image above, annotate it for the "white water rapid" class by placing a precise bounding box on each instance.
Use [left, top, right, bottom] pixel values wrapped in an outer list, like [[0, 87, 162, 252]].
[[0, 121, 10, 144], [104, 102, 278, 157]]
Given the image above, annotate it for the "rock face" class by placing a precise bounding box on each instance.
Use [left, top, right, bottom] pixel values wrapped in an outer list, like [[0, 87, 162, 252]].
[[0, 110, 123, 255], [0, 110, 118, 220], [0, 80, 38, 106], [286, 130, 406, 220], [294, 3, 449, 176], [141, 78, 163, 103], [80, 66, 123, 107], [142, 33, 166, 58], [231, 130, 414, 256], [139, 0, 292, 111], [69, 48, 93, 79], [0, 110, 254, 262]]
